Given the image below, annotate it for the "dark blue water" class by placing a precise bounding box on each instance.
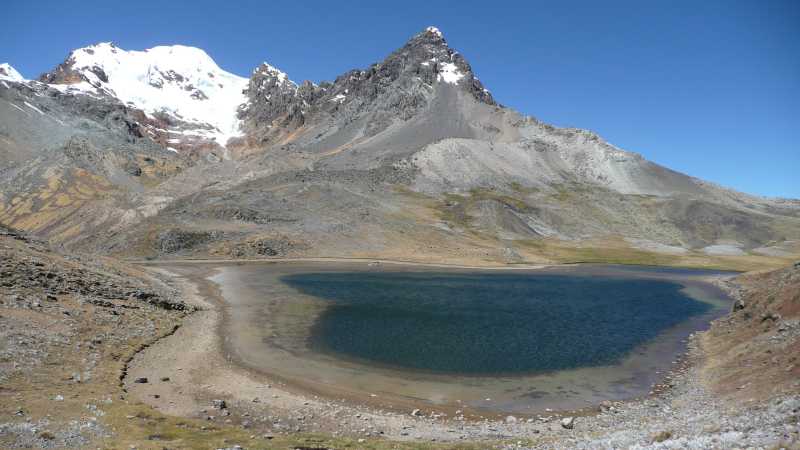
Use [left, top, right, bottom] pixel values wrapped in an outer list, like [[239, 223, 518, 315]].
[[280, 272, 713, 375]]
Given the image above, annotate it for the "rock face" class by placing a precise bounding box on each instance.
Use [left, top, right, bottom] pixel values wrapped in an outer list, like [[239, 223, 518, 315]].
[[1, 27, 799, 262], [238, 27, 495, 149], [236, 62, 300, 145]]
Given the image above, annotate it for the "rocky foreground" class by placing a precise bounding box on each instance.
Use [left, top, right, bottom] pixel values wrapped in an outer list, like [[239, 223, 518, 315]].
[[1, 226, 798, 449]]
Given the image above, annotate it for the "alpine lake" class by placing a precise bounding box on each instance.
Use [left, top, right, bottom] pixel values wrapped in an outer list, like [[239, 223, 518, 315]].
[[205, 262, 732, 415]]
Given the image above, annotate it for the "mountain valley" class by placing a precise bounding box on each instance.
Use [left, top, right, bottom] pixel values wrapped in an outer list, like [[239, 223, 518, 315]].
[[1, 25, 799, 449]]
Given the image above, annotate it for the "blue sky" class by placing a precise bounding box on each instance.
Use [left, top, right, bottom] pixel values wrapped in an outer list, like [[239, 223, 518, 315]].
[[2, 0, 798, 198]]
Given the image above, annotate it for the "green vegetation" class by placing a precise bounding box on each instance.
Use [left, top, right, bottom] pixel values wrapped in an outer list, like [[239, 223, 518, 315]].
[[101, 401, 504, 449], [468, 187, 533, 213]]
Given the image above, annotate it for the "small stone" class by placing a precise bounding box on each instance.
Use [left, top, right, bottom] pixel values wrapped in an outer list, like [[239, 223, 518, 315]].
[[560, 416, 575, 429], [134, 377, 148, 384], [212, 399, 227, 409], [39, 431, 56, 440], [505, 415, 518, 424], [650, 430, 672, 443], [160, 377, 170, 382], [411, 408, 421, 416]]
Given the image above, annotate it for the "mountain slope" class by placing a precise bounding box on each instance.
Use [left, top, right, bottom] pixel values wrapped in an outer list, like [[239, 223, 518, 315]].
[[0, 28, 798, 268]]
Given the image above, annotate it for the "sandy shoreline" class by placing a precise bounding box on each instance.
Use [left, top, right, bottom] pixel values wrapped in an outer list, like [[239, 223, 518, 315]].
[[134, 256, 554, 270], [121, 260, 753, 443]]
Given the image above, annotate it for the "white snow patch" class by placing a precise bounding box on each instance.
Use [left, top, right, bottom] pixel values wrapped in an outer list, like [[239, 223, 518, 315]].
[[330, 94, 346, 103], [425, 26, 443, 38], [166, 147, 179, 153], [23, 101, 45, 115], [1, 81, 9, 89], [9, 103, 30, 116], [0, 63, 25, 82], [437, 62, 464, 84]]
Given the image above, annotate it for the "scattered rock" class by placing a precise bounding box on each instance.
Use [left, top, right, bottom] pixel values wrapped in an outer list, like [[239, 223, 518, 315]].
[[39, 431, 56, 440], [761, 312, 781, 322], [134, 377, 148, 384], [560, 417, 575, 429], [650, 430, 672, 443], [212, 399, 227, 410]]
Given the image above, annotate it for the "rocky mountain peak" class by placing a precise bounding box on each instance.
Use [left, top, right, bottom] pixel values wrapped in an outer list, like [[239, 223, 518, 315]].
[[424, 26, 444, 38], [238, 62, 304, 138], [410, 25, 449, 48], [248, 62, 297, 98], [237, 26, 498, 147], [384, 26, 496, 103]]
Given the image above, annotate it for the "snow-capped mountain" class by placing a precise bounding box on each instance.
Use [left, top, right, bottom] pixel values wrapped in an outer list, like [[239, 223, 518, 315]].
[[39, 43, 249, 150], [1, 26, 798, 262], [0, 63, 25, 83]]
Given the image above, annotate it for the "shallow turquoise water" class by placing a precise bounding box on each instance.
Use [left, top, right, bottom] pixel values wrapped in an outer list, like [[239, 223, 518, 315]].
[[280, 272, 714, 375]]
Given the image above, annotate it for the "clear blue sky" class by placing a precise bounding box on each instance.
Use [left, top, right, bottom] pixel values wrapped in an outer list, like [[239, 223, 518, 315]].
[[3, 0, 798, 198]]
